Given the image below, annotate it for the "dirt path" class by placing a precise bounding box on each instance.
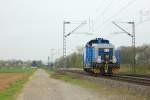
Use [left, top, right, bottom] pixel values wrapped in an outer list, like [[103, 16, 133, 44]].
[[16, 69, 140, 100], [16, 69, 104, 100]]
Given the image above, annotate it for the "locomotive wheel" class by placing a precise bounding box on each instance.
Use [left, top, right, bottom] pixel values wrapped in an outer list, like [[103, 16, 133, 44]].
[[107, 67, 113, 75], [84, 68, 91, 73], [83, 68, 88, 72], [100, 67, 105, 75], [93, 68, 100, 74]]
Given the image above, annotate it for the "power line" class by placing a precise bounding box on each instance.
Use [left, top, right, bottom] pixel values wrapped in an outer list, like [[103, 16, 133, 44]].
[[89, 0, 118, 33], [96, 0, 115, 20], [112, 21, 133, 37], [94, 0, 138, 33], [112, 21, 136, 73], [95, 0, 107, 13], [110, 17, 150, 37], [136, 17, 150, 26], [65, 21, 87, 37], [94, 0, 117, 27]]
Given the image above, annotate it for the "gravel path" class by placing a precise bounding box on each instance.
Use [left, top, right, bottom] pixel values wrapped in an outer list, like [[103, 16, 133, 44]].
[[16, 69, 104, 100], [16, 69, 143, 100]]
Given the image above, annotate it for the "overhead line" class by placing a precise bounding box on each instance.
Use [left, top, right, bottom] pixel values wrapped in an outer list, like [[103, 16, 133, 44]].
[[94, 0, 116, 24], [95, 0, 138, 33], [97, 0, 115, 19], [112, 21, 133, 37], [95, 0, 107, 13], [136, 17, 150, 26], [65, 21, 87, 37]]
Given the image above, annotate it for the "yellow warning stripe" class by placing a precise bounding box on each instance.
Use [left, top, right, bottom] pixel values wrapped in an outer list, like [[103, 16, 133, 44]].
[[92, 68, 100, 74], [112, 67, 119, 73]]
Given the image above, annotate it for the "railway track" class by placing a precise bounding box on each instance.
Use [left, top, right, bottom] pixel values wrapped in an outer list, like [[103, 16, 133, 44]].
[[60, 69, 150, 86], [109, 74, 150, 86]]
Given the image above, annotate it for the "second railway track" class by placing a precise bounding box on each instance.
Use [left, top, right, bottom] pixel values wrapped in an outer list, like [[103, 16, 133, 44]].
[[61, 69, 150, 86], [109, 74, 150, 86]]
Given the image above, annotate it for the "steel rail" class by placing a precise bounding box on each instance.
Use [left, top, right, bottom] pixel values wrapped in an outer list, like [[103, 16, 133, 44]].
[[60, 69, 150, 86]]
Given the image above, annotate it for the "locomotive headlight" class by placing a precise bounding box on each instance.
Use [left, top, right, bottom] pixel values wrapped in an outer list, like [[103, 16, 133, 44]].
[[112, 56, 117, 63], [97, 56, 102, 63]]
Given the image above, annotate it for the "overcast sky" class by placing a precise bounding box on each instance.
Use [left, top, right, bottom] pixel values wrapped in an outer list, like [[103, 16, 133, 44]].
[[0, 0, 150, 61]]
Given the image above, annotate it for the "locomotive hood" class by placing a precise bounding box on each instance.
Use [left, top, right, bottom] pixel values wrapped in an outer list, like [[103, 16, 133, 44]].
[[86, 38, 110, 47]]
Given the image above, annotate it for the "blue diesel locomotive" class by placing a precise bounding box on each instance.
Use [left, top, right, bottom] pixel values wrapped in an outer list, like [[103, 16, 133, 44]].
[[83, 38, 120, 75]]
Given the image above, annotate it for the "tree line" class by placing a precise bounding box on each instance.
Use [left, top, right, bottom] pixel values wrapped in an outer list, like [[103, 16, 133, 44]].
[[0, 60, 44, 68], [120, 44, 150, 66], [54, 44, 150, 68]]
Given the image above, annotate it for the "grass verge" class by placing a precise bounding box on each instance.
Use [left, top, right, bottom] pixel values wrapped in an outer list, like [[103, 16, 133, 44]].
[[46, 69, 146, 100], [119, 65, 150, 75], [0, 67, 36, 100]]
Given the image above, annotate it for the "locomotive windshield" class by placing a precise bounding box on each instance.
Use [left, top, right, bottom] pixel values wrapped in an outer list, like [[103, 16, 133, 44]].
[[98, 48, 113, 60]]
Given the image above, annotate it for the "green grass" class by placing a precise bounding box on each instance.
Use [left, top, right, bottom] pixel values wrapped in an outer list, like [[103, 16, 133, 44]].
[[119, 65, 150, 74], [0, 79, 26, 100], [0, 67, 36, 73], [0, 67, 36, 100]]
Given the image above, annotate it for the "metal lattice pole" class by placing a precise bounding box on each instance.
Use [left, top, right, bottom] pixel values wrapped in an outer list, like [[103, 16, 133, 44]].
[[62, 20, 87, 68], [132, 22, 136, 73], [112, 21, 136, 73], [63, 21, 66, 68], [63, 21, 66, 59], [48, 56, 50, 67]]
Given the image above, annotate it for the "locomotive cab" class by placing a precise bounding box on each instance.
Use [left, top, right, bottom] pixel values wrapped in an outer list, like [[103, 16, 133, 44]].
[[83, 38, 120, 75]]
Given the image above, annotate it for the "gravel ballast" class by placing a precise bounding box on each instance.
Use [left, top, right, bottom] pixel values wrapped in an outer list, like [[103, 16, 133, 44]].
[[62, 71, 150, 98]]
